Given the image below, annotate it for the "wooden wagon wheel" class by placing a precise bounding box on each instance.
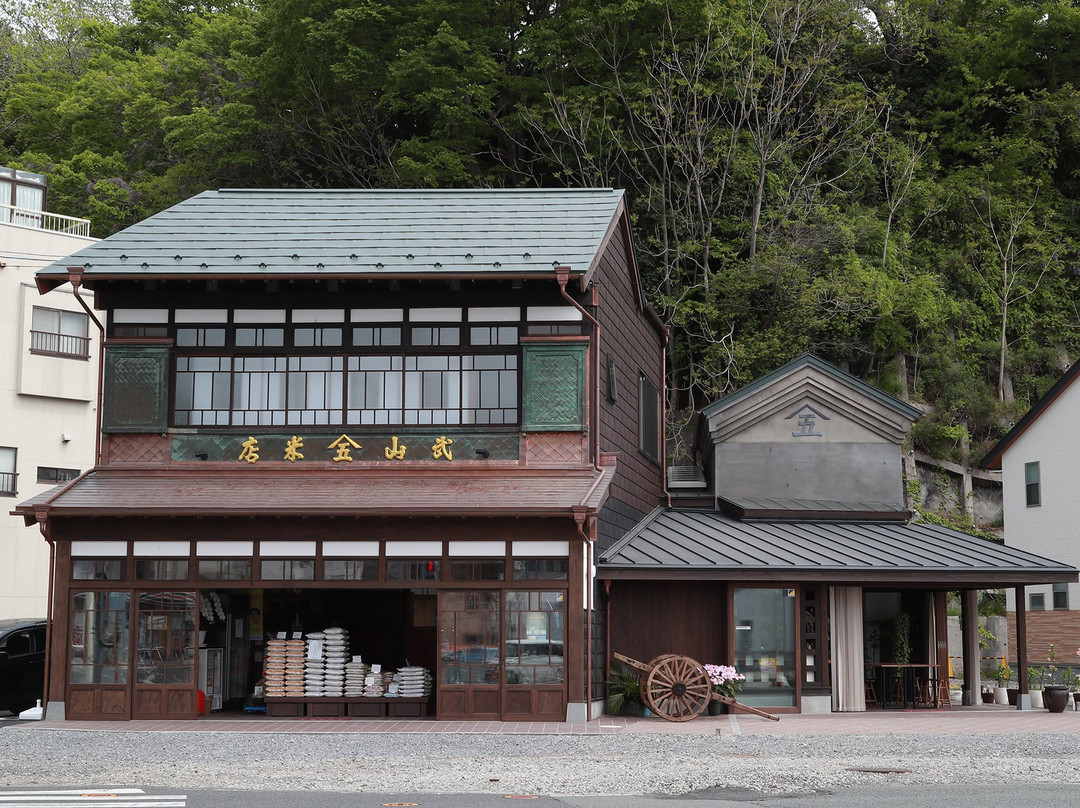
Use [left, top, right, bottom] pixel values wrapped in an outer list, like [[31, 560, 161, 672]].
[[642, 654, 711, 722]]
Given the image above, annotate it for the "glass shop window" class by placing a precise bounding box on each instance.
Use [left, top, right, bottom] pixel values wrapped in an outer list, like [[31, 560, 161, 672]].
[[512, 559, 568, 580], [323, 559, 378, 581], [197, 559, 252, 580], [260, 559, 315, 580], [69, 591, 131, 685], [72, 559, 126, 581], [449, 560, 505, 581], [135, 560, 190, 581], [386, 559, 441, 581], [504, 591, 565, 686]]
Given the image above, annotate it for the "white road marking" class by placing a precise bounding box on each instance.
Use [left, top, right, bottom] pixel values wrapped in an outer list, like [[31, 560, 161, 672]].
[[0, 788, 185, 807]]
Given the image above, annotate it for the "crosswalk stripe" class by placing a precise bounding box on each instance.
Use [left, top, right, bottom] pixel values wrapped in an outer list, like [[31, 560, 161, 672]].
[[0, 803, 184, 807], [0, 789, 185, 807]]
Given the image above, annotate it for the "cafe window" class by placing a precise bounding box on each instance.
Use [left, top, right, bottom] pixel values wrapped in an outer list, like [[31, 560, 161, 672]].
[[70, 591, 131, 685], [512, 559, 568, 580]]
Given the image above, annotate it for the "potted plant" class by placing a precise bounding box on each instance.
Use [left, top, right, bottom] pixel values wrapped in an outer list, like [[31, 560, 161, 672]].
[[1027, 665, 1044, 709], [606, 663, 645, 716], [992, 659, 1011, 704], [704, 663, 746, 715], [1043, 644, 1070, 713]]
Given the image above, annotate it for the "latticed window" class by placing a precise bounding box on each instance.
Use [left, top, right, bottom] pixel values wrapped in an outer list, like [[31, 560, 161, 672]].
[[170, 313, 521, 427]]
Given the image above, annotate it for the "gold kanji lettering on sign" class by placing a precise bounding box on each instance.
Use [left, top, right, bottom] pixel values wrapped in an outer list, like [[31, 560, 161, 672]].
[[328, 434, 362, 462], [284, 436, 304, 462], [238, 436, 260, 463], [384, 436, 407, 460], [431, 436, 454, 461]]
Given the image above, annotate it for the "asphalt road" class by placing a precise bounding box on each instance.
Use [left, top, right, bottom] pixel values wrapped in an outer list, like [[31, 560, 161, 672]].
[[2, 785, 1080, 808]]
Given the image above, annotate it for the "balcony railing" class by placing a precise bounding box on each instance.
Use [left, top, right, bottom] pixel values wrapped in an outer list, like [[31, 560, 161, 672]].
[[0, 471, 17, 496], [0, 203, 91, 237], [30, 330, 91, 359]]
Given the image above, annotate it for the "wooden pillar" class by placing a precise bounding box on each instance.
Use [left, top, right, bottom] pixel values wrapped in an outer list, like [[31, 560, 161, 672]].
[[934, 590, 949, 691], [1015, 585, 1028, 709], [565, 528, 586, 720], [961, 589, 981, 706], [47, 541, 72, 719]]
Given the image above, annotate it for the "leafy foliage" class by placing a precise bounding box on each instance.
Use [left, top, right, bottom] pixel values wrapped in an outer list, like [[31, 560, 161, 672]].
[[3, 0, 1080, 445]]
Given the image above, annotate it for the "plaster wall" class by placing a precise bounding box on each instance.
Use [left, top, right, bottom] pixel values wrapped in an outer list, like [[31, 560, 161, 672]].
[[0, 221, 98, 619], [999, 378, 1080, 613], [713, 442, 904, 503]]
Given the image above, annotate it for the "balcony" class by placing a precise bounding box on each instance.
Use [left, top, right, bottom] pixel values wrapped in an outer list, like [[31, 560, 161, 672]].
[[0, 203, 91, 237], [30, 329, 91, 359], [0, 471, 17, 496]]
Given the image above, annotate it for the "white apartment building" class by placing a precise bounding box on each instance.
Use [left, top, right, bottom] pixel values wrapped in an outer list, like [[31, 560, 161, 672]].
[[1, 166, 99, 619]]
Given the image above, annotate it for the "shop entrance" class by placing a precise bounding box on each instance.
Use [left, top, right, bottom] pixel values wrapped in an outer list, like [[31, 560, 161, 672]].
[[133, 591, 198, 719], [198, 588, 438, 714]]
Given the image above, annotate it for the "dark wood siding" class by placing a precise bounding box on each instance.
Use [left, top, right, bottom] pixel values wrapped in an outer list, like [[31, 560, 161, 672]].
[[592, 220, 666, 541], [607, 580, 728, 668]]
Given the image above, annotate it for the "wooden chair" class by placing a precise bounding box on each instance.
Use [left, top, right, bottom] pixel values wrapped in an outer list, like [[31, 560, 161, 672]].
[[891, 676, 905, 707], [935, 678, 952, 708], [864, 678, 880, 709]]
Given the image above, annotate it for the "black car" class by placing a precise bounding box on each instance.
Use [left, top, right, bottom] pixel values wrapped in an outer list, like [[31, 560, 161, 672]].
[[0, 618, 47, 715]]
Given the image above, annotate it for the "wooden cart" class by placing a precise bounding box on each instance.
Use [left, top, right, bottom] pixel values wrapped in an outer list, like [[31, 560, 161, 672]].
[[614, 652, 780, 723]]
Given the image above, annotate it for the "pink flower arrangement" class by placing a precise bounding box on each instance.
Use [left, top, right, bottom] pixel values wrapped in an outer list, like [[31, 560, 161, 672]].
[[704, 663, 745, 698]]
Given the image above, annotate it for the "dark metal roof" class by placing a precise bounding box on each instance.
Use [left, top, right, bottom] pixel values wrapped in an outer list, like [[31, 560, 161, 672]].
[[35, 188, 627, 290], [700, 354, 923, 422], [12, 465, 614, 524], [598, 508, 1078, 585], [717, 495, 909, 521]]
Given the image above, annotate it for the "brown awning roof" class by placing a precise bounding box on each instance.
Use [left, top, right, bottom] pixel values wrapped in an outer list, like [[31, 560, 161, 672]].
[[12, 465, 614, 524]]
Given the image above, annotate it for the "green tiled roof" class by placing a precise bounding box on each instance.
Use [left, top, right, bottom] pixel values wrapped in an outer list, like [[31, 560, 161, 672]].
[[37, 188, 626, 288]]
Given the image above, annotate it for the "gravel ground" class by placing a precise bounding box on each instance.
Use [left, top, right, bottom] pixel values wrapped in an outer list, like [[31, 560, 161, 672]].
[[2, 728, 1080, 795]]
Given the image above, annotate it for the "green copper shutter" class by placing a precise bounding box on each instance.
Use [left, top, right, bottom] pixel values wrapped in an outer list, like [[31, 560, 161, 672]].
[[521, 343, 586, 431], [102, 345, 170, 433]]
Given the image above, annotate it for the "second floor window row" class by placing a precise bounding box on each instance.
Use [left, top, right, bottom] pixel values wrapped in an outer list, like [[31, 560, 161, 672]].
[[175, 353, 519, 427]]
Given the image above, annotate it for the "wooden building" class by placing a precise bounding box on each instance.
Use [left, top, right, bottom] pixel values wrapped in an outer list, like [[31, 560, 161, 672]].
[[600, 355, 1078, 713], [14, 188, 667, 721]]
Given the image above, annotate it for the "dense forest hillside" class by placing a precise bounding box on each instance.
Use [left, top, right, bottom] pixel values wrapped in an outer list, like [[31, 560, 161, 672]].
[[3, 0, 1079, 464]]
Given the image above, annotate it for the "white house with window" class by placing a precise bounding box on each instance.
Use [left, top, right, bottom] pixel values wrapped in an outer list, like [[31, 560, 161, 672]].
[[982, 363, 1080, 660], [0, 165, 99, 620]]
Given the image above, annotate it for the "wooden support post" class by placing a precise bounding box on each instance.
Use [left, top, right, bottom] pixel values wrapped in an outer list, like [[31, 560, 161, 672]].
[[961, 589, 980, 706]]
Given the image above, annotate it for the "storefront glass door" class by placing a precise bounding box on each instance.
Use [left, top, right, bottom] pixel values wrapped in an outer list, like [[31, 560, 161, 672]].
[[133, 591, 198, 719], [733, 588, 797, 707]]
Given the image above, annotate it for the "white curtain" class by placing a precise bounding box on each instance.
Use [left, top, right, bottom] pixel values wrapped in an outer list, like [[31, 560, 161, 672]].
[[830, 586, 866, 711]]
